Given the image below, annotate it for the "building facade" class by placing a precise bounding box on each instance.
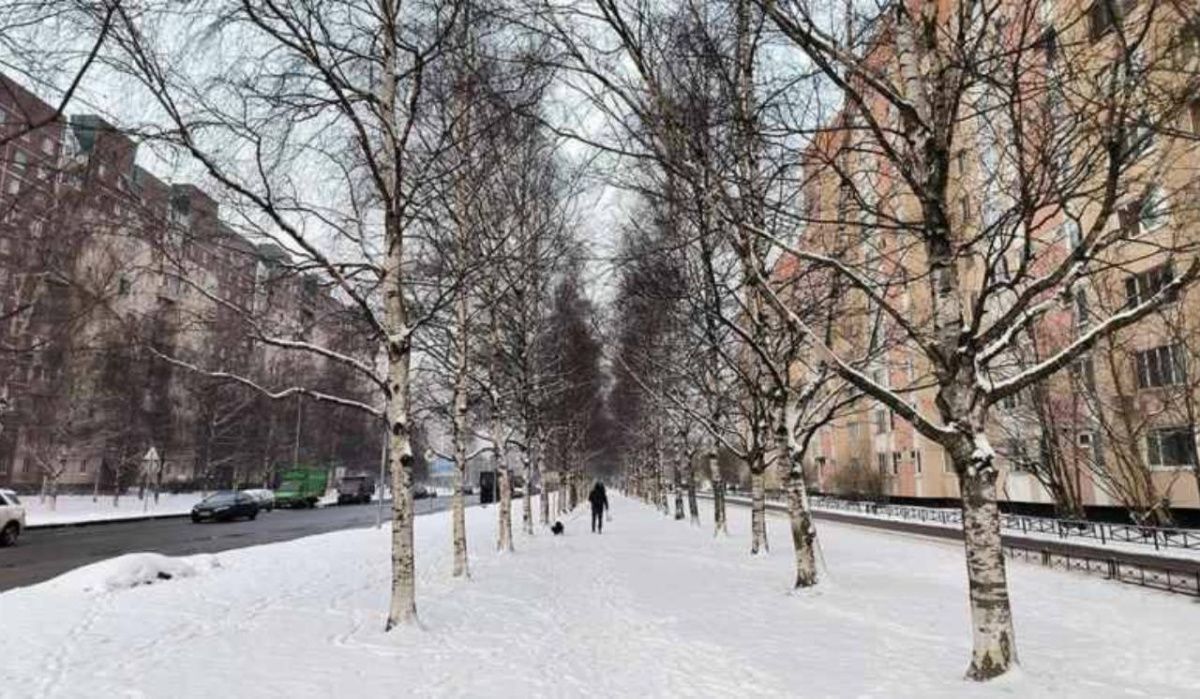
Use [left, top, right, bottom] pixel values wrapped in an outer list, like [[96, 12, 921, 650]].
[[793, 0, 1200, 522], [0, 74, 378, 493]]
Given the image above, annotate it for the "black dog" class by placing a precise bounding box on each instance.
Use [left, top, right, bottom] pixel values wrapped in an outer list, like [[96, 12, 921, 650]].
[[550, 521, 565, 535]]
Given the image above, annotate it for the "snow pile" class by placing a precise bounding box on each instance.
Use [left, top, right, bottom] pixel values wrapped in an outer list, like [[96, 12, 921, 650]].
[[23, 492, 205, 527], [47, 553, 222, 593], [1, 496, 1198, 697]]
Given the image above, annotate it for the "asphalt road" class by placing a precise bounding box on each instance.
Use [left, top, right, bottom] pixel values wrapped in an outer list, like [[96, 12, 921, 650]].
[[0, 496, 474, 592]]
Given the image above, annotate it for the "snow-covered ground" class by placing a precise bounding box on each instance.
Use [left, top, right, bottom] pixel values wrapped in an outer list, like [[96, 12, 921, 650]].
[[20, 492, 205, 527], [2, 495, 1198, 698]]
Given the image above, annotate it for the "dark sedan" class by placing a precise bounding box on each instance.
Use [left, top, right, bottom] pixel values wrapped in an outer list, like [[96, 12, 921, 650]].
[[191, 491, 260, 523]]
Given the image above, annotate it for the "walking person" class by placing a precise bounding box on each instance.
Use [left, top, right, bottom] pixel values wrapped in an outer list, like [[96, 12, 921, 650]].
[[589, 481, 609, 534]]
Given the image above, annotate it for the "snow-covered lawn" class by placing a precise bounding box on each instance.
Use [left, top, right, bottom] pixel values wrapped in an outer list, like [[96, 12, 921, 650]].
[[2, 495, 1198, 698], [21, 492, 205, 527], [723, 493, 1200, 562]]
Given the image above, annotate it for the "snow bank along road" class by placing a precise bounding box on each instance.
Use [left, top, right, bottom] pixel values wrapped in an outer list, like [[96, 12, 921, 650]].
[[0, 496, 472, 592], [2, 496, 1198, 698], [22, 493, 207, 528]]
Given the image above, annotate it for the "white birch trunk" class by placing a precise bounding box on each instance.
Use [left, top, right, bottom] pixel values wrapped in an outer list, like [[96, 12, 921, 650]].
[[655, 439, 669, 515], [707, 444, 727, 535], [450, 249, 470, 576], [686, 461, 700, 525], [451, 339, 469, 577], [380, 16, 418, 628], [540, 467, 551, 526], [780, 420, 818, 586], [956, 437, 1017, 679], [495, 431, 513, 552], [673, 464, 685, 521], [521, 447, 534, 535], [750, 468, 768, 554]]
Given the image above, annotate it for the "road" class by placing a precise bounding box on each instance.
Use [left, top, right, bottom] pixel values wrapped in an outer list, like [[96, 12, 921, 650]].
[[0, 496, 474, 592]]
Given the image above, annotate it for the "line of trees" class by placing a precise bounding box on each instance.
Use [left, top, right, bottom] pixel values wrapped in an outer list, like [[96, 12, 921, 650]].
[[557, 0, 1200, 683]]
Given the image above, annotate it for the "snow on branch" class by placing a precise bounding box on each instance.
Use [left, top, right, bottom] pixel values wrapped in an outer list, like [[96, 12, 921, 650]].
[[149, 348, 384, 419], [986, 257, 1200, 401]]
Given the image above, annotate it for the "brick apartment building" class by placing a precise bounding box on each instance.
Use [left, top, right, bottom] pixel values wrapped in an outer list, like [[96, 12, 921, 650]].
[[0, 74, 378, 493]]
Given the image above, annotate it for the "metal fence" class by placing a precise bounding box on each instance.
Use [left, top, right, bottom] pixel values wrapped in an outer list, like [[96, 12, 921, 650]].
[[806, 495, 1200, 552], [1003, 545, 1200, 597], [713, 493, 1200, 597]]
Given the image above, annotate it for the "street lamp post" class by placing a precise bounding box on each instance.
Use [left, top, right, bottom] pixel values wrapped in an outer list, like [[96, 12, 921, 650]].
[[142, 447, 161, 513]]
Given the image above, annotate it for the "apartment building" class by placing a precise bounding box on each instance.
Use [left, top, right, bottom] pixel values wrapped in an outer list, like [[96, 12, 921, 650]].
[[0, 73, 378, 493], [795, 1, 1200, 521]]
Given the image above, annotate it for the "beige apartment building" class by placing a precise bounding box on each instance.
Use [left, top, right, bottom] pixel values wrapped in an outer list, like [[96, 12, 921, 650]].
[[792, 0, 1200, 522]]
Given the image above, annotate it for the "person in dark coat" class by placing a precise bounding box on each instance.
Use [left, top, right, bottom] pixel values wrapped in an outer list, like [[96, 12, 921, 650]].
[[588, 481, 609, 534]]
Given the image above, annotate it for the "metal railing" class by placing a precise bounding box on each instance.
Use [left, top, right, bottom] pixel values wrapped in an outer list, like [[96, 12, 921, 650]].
[[805, 495, 1200, 552], [710, 492, 1200, 597], [1003, 545, 1200, 597]]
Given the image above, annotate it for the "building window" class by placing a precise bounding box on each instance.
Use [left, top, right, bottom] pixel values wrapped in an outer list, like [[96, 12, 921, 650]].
[[1123, 116, 1154, 158], [1074, 288, 1090, 327], [892, 451, 902, 475], [1147, 427, 1198, 468], [873, 408, 891, 435], [1065, 217, 1082, 249], [80, 459, 88, 473], [1176, 24, 1199, 68], [1124, 262, 1176, 307], [41, 137, 54, 156], [913, 449, 922, 474], [1089, 0, 1135, 42], [1119, 186, 1168, 237], [1134, 344, 1187, 389], [877, 452, 888, 475]]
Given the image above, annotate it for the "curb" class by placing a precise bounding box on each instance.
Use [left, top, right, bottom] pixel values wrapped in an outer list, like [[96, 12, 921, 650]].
[[27, 512, 195, 530]]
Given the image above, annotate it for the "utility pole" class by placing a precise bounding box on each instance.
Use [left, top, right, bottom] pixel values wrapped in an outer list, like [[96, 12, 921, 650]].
[[292, 394, 302, 468]]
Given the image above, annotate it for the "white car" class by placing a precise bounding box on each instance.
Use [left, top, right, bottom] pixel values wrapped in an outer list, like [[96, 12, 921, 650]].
[[1, 489, 26, 546], [242, 489, 275, 512]]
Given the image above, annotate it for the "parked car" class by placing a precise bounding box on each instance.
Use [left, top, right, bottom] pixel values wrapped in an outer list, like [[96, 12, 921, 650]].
[[336, 475, 375, 505], [242, 489, 275, 512], [191, 491, 260, 523], [0, 489, 25, 547], [413, 485, 433, 500]]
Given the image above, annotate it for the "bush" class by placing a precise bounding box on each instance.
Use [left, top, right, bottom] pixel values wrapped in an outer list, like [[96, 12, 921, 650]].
[[828, 461, 886, 502]]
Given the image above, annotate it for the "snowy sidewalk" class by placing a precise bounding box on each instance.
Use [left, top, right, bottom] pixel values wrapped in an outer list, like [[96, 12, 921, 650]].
[[2, 495, 1198, 698]]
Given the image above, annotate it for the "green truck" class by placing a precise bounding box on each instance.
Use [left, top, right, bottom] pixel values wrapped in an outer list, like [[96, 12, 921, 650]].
[[275, 468, 328, 508]]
